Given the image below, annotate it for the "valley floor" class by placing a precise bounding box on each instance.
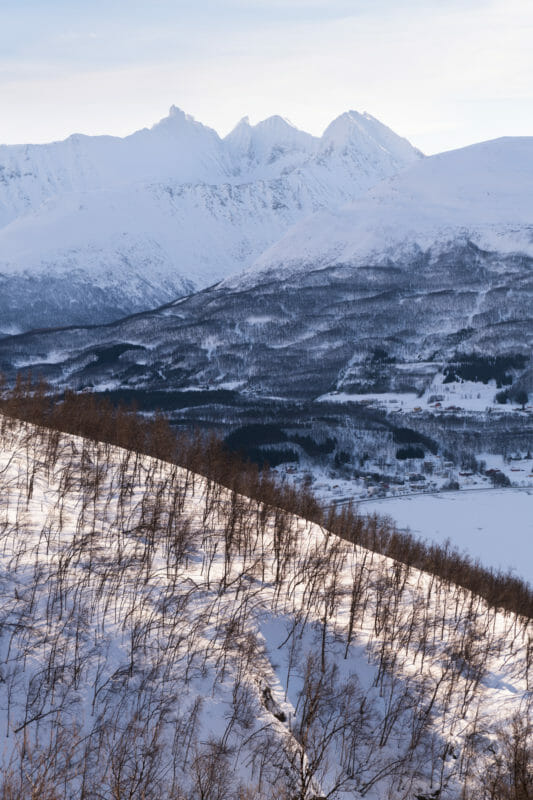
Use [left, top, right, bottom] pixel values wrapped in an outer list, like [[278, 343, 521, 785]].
[[363, 488, 533, 586]]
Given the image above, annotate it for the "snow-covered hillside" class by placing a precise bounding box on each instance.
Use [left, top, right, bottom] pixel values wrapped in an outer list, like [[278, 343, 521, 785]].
[[0, 107, 421, 332], [237, 136, 533, 285], [0, 413, 530, 798]]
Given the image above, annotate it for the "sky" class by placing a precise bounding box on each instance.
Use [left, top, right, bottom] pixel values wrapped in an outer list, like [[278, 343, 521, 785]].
[[0, 0, 531, 154]]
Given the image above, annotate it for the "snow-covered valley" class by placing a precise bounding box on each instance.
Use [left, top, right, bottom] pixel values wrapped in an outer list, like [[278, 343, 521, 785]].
[[1, 126, 532, 526], [364, 488, 533, 585]]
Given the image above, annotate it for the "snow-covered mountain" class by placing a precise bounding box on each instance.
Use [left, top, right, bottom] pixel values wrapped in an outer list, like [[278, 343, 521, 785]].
[[0, 106, 231, 226], [0, 107, 421, 333], [236, 136, 533, 285], [3, 136, 532, 405]]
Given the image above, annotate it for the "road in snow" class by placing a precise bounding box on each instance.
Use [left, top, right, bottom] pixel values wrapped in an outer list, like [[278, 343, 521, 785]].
[[362, 488, 533, 586]]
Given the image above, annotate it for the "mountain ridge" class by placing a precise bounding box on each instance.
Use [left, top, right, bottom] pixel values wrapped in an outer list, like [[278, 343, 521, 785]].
[[0, 105, 421, 333], [2, 136, 532, 416]]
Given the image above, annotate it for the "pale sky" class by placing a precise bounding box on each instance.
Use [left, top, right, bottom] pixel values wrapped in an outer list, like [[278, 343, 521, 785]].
[[0, 0, 532, 154]]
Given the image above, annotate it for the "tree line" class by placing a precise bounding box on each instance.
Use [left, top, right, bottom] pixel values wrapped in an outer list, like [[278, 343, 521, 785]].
[[1, 373, 532, 620]]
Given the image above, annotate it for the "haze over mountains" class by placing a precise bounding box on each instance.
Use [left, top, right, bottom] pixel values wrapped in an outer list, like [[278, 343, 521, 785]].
[[0, 106, 421, 333]]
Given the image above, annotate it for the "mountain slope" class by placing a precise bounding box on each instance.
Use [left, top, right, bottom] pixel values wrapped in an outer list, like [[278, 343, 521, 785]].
[[5, 240, 531, 403], [2, 135, 532, 483], [0, 412, 530, 798], [0, 106, 230, 226], [239, 136, 533, 284], [0, 107, 421, 332]]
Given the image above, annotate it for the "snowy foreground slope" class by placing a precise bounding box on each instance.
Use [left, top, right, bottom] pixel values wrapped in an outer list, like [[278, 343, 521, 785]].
[[0, 107, 420, 332], [0, 414, 530, 798]]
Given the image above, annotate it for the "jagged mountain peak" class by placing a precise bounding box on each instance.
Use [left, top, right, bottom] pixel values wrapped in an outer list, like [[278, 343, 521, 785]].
[[0, 104, 423, 330], [232, 115, 251, 129], [226, 113, 307, 137], [320, 109, 423, 165], [225, 113, 317, 178], [253, 114, 317, 150], [254, 114, 300, 133], [321, 109, 381, 144], [168, 104, 189, 119], [147, 105, 222, 143]]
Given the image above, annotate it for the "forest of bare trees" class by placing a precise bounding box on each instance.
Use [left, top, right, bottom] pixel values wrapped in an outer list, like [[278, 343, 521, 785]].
[[0, 378, 530, 798], [1, 375, 532, 619]]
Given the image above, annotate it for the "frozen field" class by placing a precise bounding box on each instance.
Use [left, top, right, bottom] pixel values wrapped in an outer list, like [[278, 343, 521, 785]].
[[363, 488, 533, 586]]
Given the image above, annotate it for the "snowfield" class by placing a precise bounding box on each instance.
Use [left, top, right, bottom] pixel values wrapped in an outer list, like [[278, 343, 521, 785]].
[[0, 413, 530, 798], [363, 488, 533, 586]]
